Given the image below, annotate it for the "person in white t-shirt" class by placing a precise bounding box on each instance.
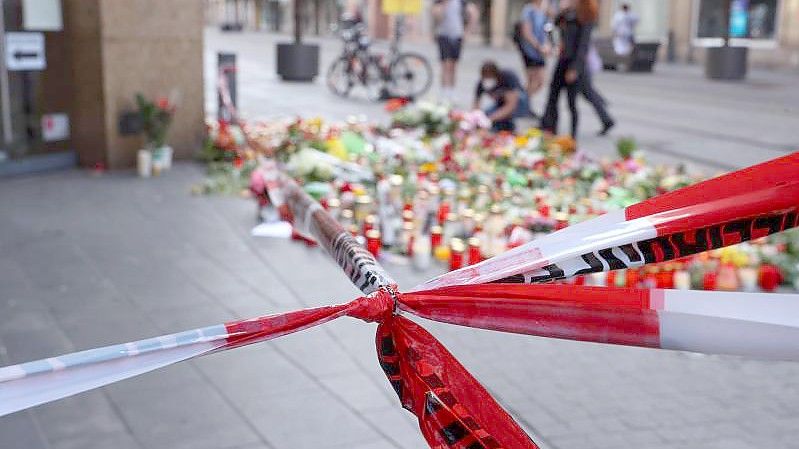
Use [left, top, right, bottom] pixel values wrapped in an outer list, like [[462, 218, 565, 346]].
[[612, 3, 638, 56]]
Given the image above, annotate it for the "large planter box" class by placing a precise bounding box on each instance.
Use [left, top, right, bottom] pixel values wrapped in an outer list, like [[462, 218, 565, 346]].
[[276, 43, 319, 82], [705, 46, 748, 81], [594, 38, 660, 73]]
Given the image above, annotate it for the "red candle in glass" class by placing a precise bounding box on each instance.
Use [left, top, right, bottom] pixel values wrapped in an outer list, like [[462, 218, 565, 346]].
[[467, 238, 482, 265], [430, 225, 443, 249], [363, 215, 376, 235], [758, 264, 782, 292], [660, 267, 675, 289], [702, 271, 717, 290], [366, 230, 381, 258], [626, 269, 640, 288], [437, 202, 450, 224], [606, 270, 616, 287], [450, 239, 464, 271], [538, 204, 550, 218]]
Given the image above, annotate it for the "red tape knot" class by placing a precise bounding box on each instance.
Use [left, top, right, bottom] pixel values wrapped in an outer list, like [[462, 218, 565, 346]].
[[346, 287, 397, 323]]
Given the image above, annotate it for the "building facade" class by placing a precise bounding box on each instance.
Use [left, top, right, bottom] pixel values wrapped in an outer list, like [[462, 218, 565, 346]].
[[596, 0, 799, 69], [1, 0, 206, 172]]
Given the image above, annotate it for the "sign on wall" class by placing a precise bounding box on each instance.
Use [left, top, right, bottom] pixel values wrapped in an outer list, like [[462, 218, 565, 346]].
[[383, 0, 423, 15], [23, 0, 63, 31], [42, 113, 70, 142], [5, 32, 46, 71]]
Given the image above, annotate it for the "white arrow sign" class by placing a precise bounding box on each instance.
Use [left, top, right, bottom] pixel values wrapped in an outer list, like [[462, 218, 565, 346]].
[[5, 32, 46, 71]]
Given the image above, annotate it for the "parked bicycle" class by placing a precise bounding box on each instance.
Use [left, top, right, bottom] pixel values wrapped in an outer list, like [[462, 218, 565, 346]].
[[327, 17, 432, 101]]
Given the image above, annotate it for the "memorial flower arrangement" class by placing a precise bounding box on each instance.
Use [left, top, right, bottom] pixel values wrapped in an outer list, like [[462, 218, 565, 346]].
[[135, 93, 176, 176], [136, 94, 175, 149], [194, 119, 255, 194], [201, 103, 799, 291]]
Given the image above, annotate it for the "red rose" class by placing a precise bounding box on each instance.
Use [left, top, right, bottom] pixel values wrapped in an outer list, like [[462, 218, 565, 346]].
[[758, 264, 783, 292]]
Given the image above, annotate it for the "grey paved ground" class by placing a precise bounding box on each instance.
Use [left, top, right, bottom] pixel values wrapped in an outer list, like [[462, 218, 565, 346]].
[[204, 28, 798, 173], [2, 165, 799, 449]]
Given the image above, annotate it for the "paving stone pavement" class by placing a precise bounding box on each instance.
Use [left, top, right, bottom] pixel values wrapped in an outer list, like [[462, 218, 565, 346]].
[[2, 165, 799, 448]]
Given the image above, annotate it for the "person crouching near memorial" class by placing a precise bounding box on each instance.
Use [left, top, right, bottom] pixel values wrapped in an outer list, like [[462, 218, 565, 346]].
[[472, 61, 530, 133]]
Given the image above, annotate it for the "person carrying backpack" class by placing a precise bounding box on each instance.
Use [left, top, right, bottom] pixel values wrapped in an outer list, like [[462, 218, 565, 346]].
[[514, 0, 551, 118]]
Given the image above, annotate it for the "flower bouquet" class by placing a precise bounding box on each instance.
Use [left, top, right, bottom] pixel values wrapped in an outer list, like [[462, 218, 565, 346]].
[[136, 93, 176, 176]]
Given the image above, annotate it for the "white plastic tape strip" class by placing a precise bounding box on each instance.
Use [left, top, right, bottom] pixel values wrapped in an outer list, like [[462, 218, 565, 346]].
[[0, 325, 229, 417]]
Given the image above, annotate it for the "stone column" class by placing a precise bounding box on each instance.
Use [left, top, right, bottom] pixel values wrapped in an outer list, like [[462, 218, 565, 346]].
[[490, 0, 508, 47], [63, 0, 205, 169], [597, 0, 614, 36], [668, 0, 695, 63], [779, 0, 799, 67]]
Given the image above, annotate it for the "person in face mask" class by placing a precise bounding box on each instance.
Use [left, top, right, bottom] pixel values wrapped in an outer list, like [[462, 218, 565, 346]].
[[472, 61, 530, 132]]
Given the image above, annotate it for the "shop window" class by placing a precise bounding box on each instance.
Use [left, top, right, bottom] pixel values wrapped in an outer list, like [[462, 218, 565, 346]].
[[611, 0, 670, 42], [696, 0, 778, 41]]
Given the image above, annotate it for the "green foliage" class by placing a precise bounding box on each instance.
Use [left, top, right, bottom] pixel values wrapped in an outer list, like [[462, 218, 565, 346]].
[[198, 137, 234, 163], [616, 137, 637, 160], [136, 93, 174, 148]]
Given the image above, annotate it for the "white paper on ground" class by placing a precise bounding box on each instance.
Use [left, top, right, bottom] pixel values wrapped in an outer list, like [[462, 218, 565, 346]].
[[251, 221, 293, 238]]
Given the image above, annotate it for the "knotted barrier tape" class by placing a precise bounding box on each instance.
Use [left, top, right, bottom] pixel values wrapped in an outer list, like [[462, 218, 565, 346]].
[[1, 152, 798, 449]]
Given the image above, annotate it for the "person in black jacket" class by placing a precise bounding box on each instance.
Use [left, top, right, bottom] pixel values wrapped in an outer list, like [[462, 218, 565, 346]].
[[541, 0, 614, 138]]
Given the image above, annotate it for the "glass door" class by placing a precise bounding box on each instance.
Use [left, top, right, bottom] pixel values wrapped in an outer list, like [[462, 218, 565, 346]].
[[0, 0, 13, 161], [1, 0, 37, 161], [1, 0, 69, 165]]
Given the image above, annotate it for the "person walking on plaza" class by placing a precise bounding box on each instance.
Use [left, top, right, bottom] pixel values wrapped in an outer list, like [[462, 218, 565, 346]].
[[541, 0, 614, 138], [472, 61, 529, 132], [514, 0, 551, 117], [612, 3, 639, 57], [433, 0, 478, 102]]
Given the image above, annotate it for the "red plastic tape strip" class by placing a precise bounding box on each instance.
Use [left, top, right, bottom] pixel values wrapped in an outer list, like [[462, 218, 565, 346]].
[[224, 304, 350, 349], [399, 284, 660, 348], [626, 152, 799, 234], [376, 315, 540, 449]]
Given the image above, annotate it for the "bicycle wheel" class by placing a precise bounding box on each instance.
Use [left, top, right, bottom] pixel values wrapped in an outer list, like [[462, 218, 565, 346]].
[[361, 56, 386, 102], [388, 52, 432, 99], [327, 56, 355, 97]]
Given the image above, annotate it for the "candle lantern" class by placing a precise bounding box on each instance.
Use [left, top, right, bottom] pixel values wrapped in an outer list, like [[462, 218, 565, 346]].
[[327, 197, 341, 220], [363, 214, 377, 234], [450, 238, 465, 271], [430, 225, 443, 250], [400, 221, 414, 256], [354, 195, 372, 222], [467, 237, 482, 265], [340, 209, 354, 228], [366, 229, 381, 257]]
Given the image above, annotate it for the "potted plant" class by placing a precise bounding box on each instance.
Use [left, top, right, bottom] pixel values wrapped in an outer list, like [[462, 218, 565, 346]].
[[136, 93, 176, 176], [705, 0, 748, 81], [276, 0, 319, 81]]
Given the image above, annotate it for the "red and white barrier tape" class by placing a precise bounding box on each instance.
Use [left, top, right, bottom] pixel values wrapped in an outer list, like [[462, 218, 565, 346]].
[[417, 153, 799, 289], [1, 152, 798, 449]]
